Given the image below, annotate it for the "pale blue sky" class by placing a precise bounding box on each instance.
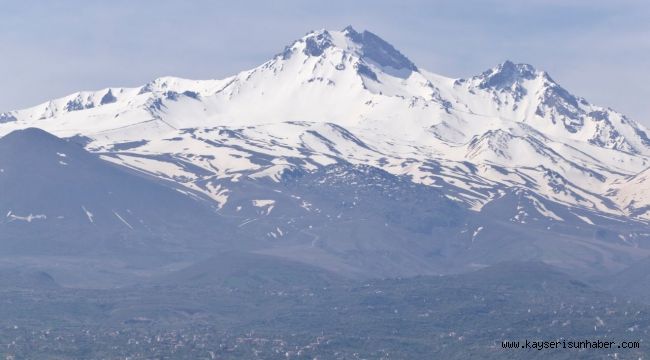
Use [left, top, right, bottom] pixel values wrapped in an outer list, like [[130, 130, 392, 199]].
[[1, 1, 648, 123]]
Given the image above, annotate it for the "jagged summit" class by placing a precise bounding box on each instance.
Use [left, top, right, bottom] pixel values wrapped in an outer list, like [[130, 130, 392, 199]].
[[475, 60, 540, 89], [279, 26, 418, 78]]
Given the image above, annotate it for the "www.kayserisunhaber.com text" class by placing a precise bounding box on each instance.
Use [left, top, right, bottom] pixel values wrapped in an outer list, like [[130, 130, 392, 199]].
[[501, 339, 640, 351]]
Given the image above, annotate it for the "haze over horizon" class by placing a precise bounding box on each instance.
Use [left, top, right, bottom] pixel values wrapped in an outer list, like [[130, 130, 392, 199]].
[[1, 0, 648, 124]]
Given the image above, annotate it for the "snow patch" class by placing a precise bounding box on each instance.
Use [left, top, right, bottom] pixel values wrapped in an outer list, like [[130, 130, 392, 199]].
[[471, 226, 484, 242], [573, 213, 595, 225], [529, 196, 563, 221], [113, 211, 134, 230], [6, 211, 47, 223], [81, 206, 94, 223], [252, 199, 276, 215]]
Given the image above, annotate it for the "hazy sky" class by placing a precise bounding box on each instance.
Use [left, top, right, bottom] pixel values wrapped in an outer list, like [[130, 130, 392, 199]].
[[1, 1, 648, 123]]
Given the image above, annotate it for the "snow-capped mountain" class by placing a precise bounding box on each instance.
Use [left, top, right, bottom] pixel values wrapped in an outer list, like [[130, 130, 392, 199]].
[[2, 26, 650, 282], [2, 26, 648, 223]]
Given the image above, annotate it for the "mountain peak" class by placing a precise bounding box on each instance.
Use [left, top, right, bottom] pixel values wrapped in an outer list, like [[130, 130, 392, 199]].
[[477, 60, 540, 90], [279, 27, 417, 73], [302, 29, 334, 57], [342, 25, 357, 33]]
